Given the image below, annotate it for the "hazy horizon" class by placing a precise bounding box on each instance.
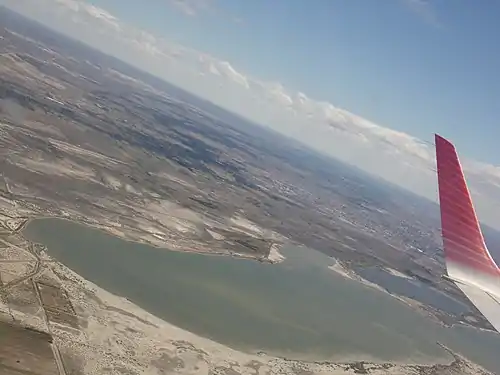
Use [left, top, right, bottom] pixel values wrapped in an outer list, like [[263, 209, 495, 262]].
[[2, 0, 500, 229]]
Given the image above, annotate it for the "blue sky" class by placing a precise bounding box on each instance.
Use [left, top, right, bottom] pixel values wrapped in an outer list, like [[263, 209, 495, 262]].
[[84, 0, 500, 164]]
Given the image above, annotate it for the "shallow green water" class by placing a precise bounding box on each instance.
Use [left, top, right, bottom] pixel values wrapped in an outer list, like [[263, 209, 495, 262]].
[[24, 218, 500, 370]]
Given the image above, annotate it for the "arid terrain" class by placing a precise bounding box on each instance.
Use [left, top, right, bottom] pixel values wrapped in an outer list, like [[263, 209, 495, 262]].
[[0, 217, 493, 375], [0, 6, 497, 374]]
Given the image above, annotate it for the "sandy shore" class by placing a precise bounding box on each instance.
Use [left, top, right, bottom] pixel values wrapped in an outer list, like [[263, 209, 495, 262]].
[[384, 266, 413, 280], [38, 255, 489, 375], [328, 260, 386, 294], [268, 243, 286, 263]]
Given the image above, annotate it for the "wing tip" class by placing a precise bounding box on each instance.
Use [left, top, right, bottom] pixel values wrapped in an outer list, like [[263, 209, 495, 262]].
[[435, 133, 455, 152], [434, 132, 500, 276]]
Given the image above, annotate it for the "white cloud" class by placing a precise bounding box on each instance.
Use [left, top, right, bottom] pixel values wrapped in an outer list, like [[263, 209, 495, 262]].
[[53, 0, 79, 11], [213, 61, 250, 88], [2, 0, 500, 227], [84, 4, 117, 23], [167, 0, 212, 17]]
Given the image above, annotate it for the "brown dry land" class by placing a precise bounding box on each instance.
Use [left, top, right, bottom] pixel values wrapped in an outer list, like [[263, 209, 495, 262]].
[[0, 321, 58, 375]]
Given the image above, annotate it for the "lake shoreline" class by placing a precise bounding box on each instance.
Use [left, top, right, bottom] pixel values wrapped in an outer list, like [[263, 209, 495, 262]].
[[45, 241, 469, 372], [23, 214, 284, 264], [12, 216, 496, 374]]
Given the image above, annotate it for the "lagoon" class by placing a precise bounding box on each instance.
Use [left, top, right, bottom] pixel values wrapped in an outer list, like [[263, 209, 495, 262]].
[[24, 218, 500, 371]]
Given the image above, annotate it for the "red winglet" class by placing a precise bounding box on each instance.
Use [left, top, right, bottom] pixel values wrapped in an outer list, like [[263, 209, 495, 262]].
[[435, 134, 499, 276]]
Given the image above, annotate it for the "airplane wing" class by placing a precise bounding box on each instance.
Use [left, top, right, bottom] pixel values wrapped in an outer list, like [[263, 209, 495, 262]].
[[452, 281, 500, 331], [435, 133, 500, 332]]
